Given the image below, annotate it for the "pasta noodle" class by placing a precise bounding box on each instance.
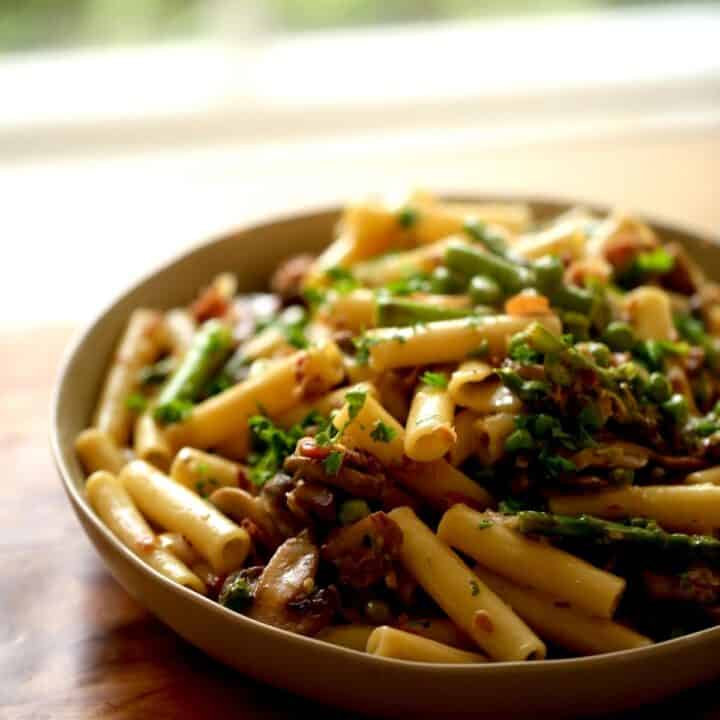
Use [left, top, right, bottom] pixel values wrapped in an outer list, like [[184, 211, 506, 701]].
[[75, 428, 127, 475], [404, 383, 457, 462], [447, 409, 479, 467], [549, 485, 720, 534], [437, 505, 625, 618], [86, 470, 206, 593], [169, 447, 245, 497], [474, 567, 652, 656], [120, 460, 251, 573], [168, 341, 345, 449], [93, 309, 164, 445], [133, 412, 172, 471], [388, 507, 546, 661], [366, 626, 487, 664], [364, 315, 561, 371]]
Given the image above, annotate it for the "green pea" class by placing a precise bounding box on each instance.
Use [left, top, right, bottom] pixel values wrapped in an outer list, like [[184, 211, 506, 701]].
[[364, 599, 392, 625], [662, 394, 689, 424], [429, 266, 466, 294], [530, 414, 556, 438], [647, 372, 672, 403], [610, 468, 635, 485], [469, 275, 502, 306], [339, 499, 371, 526], [505, 429, 535, 453], [578, 404, 604, 431], [602, 321, 637, 352], [533, 256, 564, 288]]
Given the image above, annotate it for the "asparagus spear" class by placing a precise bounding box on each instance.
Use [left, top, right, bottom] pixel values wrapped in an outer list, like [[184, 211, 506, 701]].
[[444, 240, 534, 295], [376, 298, 477, 327], [515, 510, 720, 564], [154, 319, 233, 423], [533, 256, 593, 314]]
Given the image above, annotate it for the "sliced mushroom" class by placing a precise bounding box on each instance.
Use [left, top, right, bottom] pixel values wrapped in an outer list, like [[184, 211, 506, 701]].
[[270, 253, 315, 303], [210, 487, 284, 550], [248, 530, 332, 635], [571, 442, 650, 471], [322, 512, 403, 589], [286, 480, 337, 524]]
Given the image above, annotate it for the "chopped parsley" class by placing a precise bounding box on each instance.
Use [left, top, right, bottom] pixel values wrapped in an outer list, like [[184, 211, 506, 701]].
[[370, 420, 397, 443], [420, 371, 449, 389], [323, 450, 343, 475], [467, 339, 490, 359], [353, 334, 380, 365], [125, 393, 148, 413], [477, 519, 494, 530], [469, 580, 480, 596], [153, 398, 193, 423], [346, 390, 367, 420], [397, 206, 419, 229], [247, 413, 326, 487], [325, 266, 359, 294]]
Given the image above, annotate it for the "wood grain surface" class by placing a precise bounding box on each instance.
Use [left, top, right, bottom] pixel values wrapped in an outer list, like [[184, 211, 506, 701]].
[[2, 325, 718, 720]]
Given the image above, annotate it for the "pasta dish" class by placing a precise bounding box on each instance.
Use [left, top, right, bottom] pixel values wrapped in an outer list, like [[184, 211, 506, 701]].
[[75, 191, 720, 664]]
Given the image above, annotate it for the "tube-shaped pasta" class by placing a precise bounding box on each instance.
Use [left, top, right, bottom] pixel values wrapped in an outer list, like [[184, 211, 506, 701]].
[[275, 382, 378, 429], [120, 460, 250, 573], [170, 447, 245, 497], [474, 567, 652, 656], [86, 470, 206, 594], [448, 361, 522, 414], [304, 234, 356, 287], [93, 309, 163, 445], [163, 309, 196, 358], [214, 427, 251, 462], [441, 200, 532, 235], [75, 428, 127, 475], [352, 240, 452, 287], [168, 342, 345, 449], [448, 409, 479, 466], [365, 315, 561, 371], [437, 505, 625, 619], [404, 384, 456, 462], [332, 394, 406, 465], [396, 618, 475, 650], [366, 626, 487, 664], [624, 286, 676, 341], [474, 413, 517, 464], [240, 326, 293, 361], [686, 466, 720, 485], [157, 532, 200, 567], [512, 218, 587, 260], [388, 507, 546, 661], [321, 289, 377, 332], [391, 459, 492, 510], [548, 485, 720, 534], [133, 412, 172, 471], [316, 625, 375, 652]]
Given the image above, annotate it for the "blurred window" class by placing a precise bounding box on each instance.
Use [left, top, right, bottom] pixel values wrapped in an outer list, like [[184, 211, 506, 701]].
[[0, 0, 713, 51]]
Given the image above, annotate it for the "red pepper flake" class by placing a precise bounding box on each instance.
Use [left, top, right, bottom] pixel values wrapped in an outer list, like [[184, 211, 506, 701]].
[[473, 610, 494, 633]]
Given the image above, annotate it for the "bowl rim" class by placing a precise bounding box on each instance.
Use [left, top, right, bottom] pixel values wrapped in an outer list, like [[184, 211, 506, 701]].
[[50, 192, 720, 675]]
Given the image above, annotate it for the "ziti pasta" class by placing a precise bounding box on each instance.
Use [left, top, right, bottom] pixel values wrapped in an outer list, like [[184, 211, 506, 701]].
[[77, 190, 720, 662]]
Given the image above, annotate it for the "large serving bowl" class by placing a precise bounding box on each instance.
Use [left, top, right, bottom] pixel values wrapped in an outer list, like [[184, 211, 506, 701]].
[[51, 197, 720, 718]]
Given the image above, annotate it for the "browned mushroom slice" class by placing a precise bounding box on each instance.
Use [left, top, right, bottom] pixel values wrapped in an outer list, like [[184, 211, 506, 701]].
[[249, 531, 326, 634], [648, 453, 708, 473], [571, 442, 650, 471], [270, 253, 315, 302], [284, 454, 386, 500], [322, 512, 403, 589], [643, 566, 720, 606], [210, 487, 284, 550], [660, 242, 705, 295], [286, 480, 336, 524]]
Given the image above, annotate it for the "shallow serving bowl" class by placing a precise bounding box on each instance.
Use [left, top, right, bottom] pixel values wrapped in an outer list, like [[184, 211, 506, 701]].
[[51, 196, 720, 718]]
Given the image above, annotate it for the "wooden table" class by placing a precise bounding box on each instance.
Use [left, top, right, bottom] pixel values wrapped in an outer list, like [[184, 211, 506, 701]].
[[2, 326, 719, 719]]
